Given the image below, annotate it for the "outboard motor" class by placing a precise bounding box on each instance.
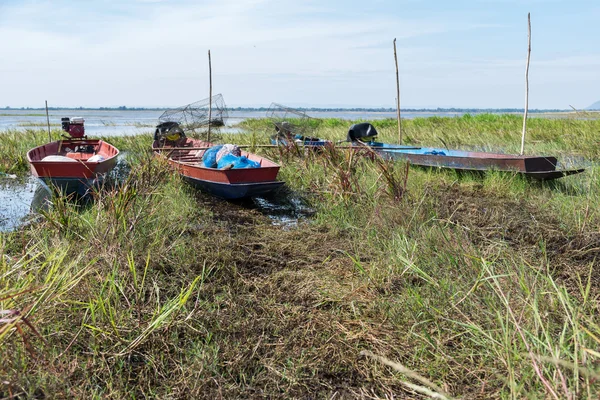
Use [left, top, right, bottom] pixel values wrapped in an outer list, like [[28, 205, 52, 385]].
[[154, 121, 185, 142], [347, 123, 378, 142], [61, 117, 86, 138]]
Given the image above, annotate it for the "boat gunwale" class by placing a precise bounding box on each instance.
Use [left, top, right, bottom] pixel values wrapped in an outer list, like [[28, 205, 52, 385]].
[[365, 141, 557, 162], [153, 138, 282, 186], [26, 139, 120, 164]]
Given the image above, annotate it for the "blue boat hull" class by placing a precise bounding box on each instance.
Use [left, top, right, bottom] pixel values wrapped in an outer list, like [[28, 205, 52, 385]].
[[182, 177, 285, 200], [37, 176, 106, 196]]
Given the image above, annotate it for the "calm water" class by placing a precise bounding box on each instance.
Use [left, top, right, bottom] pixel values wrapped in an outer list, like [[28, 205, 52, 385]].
[[0, 108, 589, 137], [0, 177, 50, 232], [0, 109, 163, 136], [0, 109, 467, 136]]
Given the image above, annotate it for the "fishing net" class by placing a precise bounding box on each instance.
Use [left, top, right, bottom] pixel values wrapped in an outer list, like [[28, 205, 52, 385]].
[[159, 94, 228, 134], [266, 103, 317, 138]]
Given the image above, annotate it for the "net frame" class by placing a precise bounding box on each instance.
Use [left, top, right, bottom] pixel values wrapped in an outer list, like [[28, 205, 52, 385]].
[[159, 94, 228, 133], [266, 103, 316, 137]]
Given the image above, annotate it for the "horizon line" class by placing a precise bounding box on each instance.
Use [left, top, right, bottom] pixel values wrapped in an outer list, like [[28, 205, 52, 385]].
[[0, 106, 587, 112]]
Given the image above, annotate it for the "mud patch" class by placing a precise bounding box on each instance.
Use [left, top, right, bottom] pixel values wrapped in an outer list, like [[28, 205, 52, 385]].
[[194, 188, 316, 228]]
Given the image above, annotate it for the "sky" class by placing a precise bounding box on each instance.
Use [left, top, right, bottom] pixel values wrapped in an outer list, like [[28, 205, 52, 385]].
[[0, 0, 598, 109]]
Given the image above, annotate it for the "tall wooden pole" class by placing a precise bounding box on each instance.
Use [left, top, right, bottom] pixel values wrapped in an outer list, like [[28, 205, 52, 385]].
[[393, 38, 402, 144], [520, 13, 531, 156], [45, 100, 51, 142], [207, 50, 213, 143]]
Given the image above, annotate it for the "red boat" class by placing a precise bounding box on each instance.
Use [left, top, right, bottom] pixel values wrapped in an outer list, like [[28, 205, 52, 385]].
[[27, 117, 119, 194], [152, 133, 283, 199]]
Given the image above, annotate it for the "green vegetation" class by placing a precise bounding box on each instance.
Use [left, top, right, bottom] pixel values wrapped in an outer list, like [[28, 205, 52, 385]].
[[1, 115, 600, 398], [0, 129, 54, 174], [238, 113, 600, 160]]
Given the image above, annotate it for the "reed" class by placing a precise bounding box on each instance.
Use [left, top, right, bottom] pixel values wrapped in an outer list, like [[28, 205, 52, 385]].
[[1, 116, 600, 398], [235, 113, 600, 159], [0, 129, 53, 174]]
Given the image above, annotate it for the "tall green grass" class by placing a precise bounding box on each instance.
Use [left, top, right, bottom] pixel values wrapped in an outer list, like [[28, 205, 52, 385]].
[[0, 129, 53, 174], [236, 113, 600, 159], [1, 118, 600, 397], [275, 141, 600, 397]]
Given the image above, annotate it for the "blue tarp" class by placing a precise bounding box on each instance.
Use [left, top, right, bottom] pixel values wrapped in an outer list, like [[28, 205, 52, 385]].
[[218, 154, 260, 169], [202, 145, 223, 168], [202, 145, 261, 169]]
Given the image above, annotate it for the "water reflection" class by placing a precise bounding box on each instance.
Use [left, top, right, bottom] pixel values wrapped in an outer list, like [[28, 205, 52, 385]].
[[244, 189, 316, 228], [0, 177, 51, 232], [30, 185, 52, 214]]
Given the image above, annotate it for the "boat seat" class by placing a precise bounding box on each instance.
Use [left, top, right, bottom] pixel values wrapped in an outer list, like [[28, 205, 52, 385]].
[[176, 156, 200, 161], [65, 152, 93, 160]]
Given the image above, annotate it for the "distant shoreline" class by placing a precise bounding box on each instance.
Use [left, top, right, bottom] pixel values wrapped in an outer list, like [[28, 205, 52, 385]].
[[2, 106, 595, 113]]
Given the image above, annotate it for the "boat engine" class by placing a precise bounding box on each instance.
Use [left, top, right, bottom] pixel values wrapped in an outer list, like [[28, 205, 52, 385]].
[[154, 121, 185, 142], [347, 122, 378, 142], [61, 117, 86, 138]]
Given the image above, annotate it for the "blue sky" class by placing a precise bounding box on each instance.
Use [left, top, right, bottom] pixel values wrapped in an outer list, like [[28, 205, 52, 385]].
[[0, 0, 598, 108]]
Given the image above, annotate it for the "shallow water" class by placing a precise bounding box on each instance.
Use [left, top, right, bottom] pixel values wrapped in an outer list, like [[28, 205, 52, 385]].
[[247, 193, 316, 228], [0, 151, 132, 232], [0, 177, 50, 232]]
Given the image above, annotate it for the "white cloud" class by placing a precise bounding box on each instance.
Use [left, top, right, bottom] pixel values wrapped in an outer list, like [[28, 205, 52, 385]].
[[0, 0, 597, 108]]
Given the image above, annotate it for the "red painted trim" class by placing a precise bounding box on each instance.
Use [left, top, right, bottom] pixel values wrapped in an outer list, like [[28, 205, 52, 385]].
[[27, 140, 119, 179], [153, 138, 281, 184]]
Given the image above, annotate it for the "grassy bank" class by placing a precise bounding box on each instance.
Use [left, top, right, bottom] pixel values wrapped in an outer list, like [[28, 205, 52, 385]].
[[1, 116, 600, 398]]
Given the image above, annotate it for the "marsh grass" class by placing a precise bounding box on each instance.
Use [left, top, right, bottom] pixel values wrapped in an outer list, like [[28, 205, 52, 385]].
[[0, 129, 54, 173], [1, 117, 600, 398], [238, 113, 600, 159]]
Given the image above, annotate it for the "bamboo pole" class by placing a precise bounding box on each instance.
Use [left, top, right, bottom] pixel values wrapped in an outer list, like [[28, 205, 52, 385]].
[[153, 145, 280, 151], [520, 13, 531, 156], [45, 100, 51, 142], [393, 38, 402, 144], [207, 49, 213, 143], [152, 145, 422, 152]]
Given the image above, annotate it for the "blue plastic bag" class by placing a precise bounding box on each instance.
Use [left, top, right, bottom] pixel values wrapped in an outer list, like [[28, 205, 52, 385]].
[[217, 154, 260, 169], [202, 145, 224, 168]]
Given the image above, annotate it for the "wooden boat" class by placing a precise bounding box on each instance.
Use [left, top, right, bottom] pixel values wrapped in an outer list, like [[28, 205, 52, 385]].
[[348, 123, 585, 180], [27, 139, 119, 193], [152, 137, 284, 199], [27, 117, 119, 194]]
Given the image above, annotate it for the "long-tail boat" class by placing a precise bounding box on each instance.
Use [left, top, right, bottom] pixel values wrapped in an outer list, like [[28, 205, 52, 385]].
[[152, 122, 284, 199], [27, 117, 119, 194], [348, 123, 585, 180]]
